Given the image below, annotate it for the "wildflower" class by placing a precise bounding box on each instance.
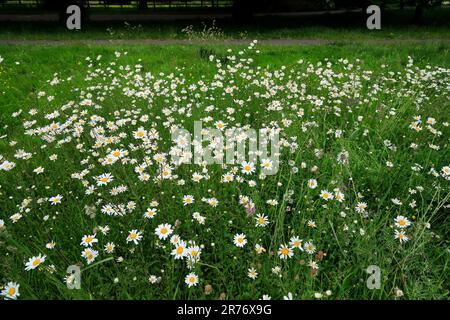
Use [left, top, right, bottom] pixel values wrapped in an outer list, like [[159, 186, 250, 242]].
[[241, 161, 255, 175], [80, 234, 98, 247], [394, 230, 409, 243], [96, 173, 114, 186], [185, 273, 199, 287], [255, 244, 266, 254], [104, 242, 115, 253], [48, 194, 63, 205], [304, 241, 316, 254], [155, 224, 173, 240], [320, 190, 334, 201], [278, 244, 294, 259], [127, 229, 143, 244], [289, 236, 303, 250], [394, 215, 411, 229], [25, 254, 46, 271], [187, 245, 201, 261], [1, 282, 20, 300], [171, 241, 187, 259], [148, 275, 161, 284], [81, 248, 98, 264], [355, 202, 367, 213], [248, 268, 258, 280], [144, 208, 157, 219], [255, 214, 269, 227], [233, 233, 247, 248], [183, 195, 194, 205]]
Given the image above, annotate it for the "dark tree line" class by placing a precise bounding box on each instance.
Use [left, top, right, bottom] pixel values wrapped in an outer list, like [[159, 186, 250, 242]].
[[38, 0, 445, 24]]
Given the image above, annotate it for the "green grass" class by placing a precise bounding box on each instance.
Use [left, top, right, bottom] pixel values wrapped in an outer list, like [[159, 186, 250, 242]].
[[0, 42, 449, 300]]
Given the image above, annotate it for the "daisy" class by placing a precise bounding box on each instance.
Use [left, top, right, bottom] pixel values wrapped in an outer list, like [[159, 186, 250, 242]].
[[222, 173, 234, 183], [308, 179, 318, 189], [207, 197, 219, 207], [155, 223, 173, 240], [133, 127, 147, 139], [308, 260, 319, 270], [304, 241, 316, 254], [148, 275, 161, 284], [215, 120, 226, 131], [185, 273, 199, 287], [261, 158, 273, 170], [272, 266, 281, 274], [25, 254, 46, 271], [46, 241, 56, 250], [307, 220, 317, 228], [191, 172, 203, 183], [248, 267, 258, 280], [441, 166, 450, 176], [320, 190, 334, 201], [278, 244, 294, 259], [80, 234, 98, 247], [161, 166, 172, 179], [81, 248, 98, 264], [334, 191, 345, 202], [241, 161, 255, 175], [1, 282, 20, 300], [233, 233, 247, 248], [394, 230, 409, 243], [355, 202, 367, 213], [394, 215, 411, 229], [171, 241, 187, 259], [255, 244, 266, 254], [48, 194, 63, 205], [187, 245, 201, 261], [144, 208, 157, 219], [182, 195, 194, 205], [255, 214, 269, 227], [126, 229, 143, 245], [170, 234, 181, 245], [96, 173, 114, 186], [104, 242, 115, 253], [289, 236, 303, 250], [33, 166, 45, 174]]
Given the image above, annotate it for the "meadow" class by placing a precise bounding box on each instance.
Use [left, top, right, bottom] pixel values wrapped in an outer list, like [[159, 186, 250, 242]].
[[0, 40, 449, 300]]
